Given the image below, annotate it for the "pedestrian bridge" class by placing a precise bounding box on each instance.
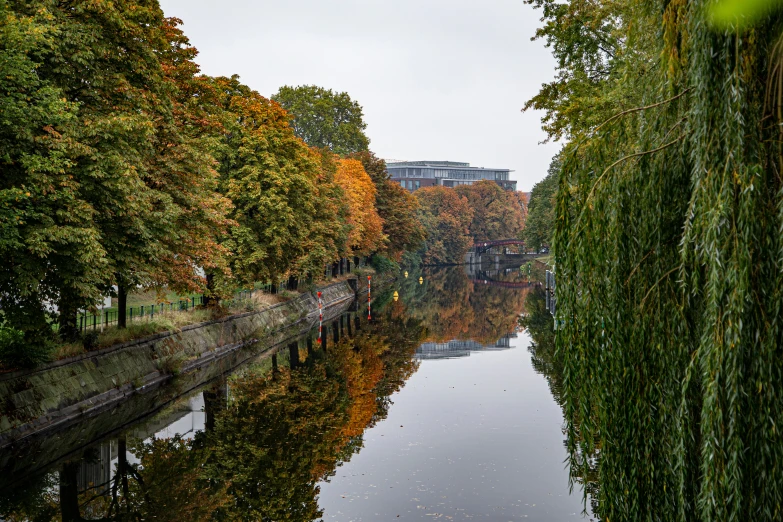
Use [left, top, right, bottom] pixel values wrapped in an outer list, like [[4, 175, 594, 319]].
[[472, 239, 526, 255]]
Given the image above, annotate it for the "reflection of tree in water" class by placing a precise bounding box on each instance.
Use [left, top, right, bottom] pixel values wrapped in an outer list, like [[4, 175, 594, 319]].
[[0, 308, 424, 522], [521, 287, 599, 516], [399, 267, 530, 344]]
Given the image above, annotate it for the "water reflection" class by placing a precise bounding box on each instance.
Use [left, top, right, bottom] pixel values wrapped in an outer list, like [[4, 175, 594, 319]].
[[522, 285, 599, 517], [0, 265, 588, 521]]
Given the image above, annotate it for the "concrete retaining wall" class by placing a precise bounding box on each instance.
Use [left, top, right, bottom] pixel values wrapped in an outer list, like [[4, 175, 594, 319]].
[[0, 281, 355, 448]]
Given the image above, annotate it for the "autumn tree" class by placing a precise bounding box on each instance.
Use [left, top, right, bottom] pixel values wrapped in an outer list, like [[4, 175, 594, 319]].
[[273, 85, 370, 155], [415, 187, 474, 265], [455, 180, 526, 242], [2, 0, 225, 340], [291, 149, 351, 281], [334, 158, 385, 257], [198, 76, 321, 290], [348, 151, 426, 261], [144, 18, 234, 303]]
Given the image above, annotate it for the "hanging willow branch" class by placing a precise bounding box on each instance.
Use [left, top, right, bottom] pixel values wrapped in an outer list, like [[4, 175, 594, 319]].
[[550, 2, 783, 521], [565, 135, 684, 250], [593, 89, 691, 134]]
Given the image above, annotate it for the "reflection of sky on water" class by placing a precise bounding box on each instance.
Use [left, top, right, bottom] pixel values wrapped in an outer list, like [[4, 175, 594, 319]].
[[318, 332, 589, 521]]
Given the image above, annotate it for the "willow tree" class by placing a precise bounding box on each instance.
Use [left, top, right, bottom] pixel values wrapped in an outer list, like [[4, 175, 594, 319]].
[[529, 0, 783, 520]]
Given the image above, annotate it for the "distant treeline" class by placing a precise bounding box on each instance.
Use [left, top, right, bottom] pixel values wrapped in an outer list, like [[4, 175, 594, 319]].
[[414, 180, 527, 266]]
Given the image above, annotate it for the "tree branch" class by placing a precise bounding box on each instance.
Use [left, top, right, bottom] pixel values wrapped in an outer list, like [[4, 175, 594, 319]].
[[594, 89, 691, 134]]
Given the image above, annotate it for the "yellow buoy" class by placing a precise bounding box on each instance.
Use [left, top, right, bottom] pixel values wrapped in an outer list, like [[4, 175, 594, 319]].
[[393, 291, 399, 302]]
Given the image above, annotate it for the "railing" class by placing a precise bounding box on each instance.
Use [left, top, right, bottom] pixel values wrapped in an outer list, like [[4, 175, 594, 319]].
[[77, 290, 257, 333], [74, 259, 369, 334]]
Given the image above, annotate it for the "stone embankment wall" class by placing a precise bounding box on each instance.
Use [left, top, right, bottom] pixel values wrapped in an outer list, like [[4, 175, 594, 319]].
[[0, 281, 356, 448]]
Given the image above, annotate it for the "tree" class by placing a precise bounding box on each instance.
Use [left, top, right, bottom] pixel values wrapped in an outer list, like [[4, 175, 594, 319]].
[[200, 76, 321, 289], [415, 187, 474, 265], [522, 155, 559, 251], [0, 1, 107, 343], [348, 151, 426, 260], [273, 85, 370, 155], [291, 148, 351, 281], [3, 0, 205, 340], [522, 0, 628, 142], [145, 18, 234, 301], [334, 158, 385, 256], [454, 180, 526, 242], [531, 0, 783, 519]]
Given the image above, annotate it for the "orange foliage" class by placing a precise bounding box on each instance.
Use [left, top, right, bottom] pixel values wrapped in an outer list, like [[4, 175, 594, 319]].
[[334, 158, 386, 256], [333, 336, 385, 439]]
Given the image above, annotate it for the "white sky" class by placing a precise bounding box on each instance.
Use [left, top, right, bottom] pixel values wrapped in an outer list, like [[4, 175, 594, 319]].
[[159, 0, 561, 191]]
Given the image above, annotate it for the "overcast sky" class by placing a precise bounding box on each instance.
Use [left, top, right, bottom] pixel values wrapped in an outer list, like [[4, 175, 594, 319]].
[[159, 0, 561, 191]]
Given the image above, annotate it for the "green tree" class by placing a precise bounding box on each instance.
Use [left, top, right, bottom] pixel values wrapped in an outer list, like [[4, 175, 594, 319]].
[[292, 148, 351, 282], [273, 85, 370, 155], [522, 0, 628, 142], [0, 1, 106, 344], [522, 155, 559, 251], [3, 0, 203, 340]]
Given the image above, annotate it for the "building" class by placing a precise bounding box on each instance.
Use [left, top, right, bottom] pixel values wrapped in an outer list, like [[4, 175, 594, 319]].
[[386, 160, 516, 192]]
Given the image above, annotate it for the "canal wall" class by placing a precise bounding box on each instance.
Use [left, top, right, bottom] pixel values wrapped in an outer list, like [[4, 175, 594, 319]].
[[0, 280, 360, 449]]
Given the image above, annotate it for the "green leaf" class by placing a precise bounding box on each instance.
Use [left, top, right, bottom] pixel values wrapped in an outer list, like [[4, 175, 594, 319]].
[[709, 0, 783, 29]]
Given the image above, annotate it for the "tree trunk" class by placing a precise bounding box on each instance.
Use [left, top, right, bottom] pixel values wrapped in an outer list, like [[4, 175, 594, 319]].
[[289, 342, 300, 369], [205, 272, 216, 307], [58, 291, 80, 342], [117, 284, 127, 329], [60, 461, 84, 522]]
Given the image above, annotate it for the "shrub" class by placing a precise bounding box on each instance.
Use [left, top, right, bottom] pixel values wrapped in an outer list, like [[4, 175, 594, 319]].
[[83, 331, 100, 351], [0, 323, 52, 369], [369, 253, 399, 274]]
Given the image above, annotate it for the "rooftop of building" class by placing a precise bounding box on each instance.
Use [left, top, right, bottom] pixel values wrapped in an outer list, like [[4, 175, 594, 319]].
[[386, 160, 512, 172]]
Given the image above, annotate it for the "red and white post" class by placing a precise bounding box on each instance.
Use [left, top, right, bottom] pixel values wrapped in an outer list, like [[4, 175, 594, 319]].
[[317, 291, 323, 339]]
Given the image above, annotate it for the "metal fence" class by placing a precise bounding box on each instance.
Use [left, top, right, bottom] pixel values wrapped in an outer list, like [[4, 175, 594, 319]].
[[73, 259, 369, 334], [77, 290, 258, 333]]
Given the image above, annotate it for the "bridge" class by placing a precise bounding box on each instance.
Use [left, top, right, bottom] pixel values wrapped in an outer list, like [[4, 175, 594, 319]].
[[472, 239, 526, 255]]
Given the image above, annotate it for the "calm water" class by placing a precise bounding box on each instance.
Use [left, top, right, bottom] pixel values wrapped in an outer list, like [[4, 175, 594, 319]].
[[0, 265, 590, 521]]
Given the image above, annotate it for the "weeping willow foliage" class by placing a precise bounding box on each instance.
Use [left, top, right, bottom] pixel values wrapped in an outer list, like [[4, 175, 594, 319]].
[[554, 0, 783, 520]]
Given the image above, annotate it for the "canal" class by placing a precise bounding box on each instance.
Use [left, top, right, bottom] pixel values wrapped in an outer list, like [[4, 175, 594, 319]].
[[0, 266, 591, 521]]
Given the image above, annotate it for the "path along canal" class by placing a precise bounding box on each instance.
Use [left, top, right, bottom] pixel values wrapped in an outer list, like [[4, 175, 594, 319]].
[[0, 266, 592, 521]]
